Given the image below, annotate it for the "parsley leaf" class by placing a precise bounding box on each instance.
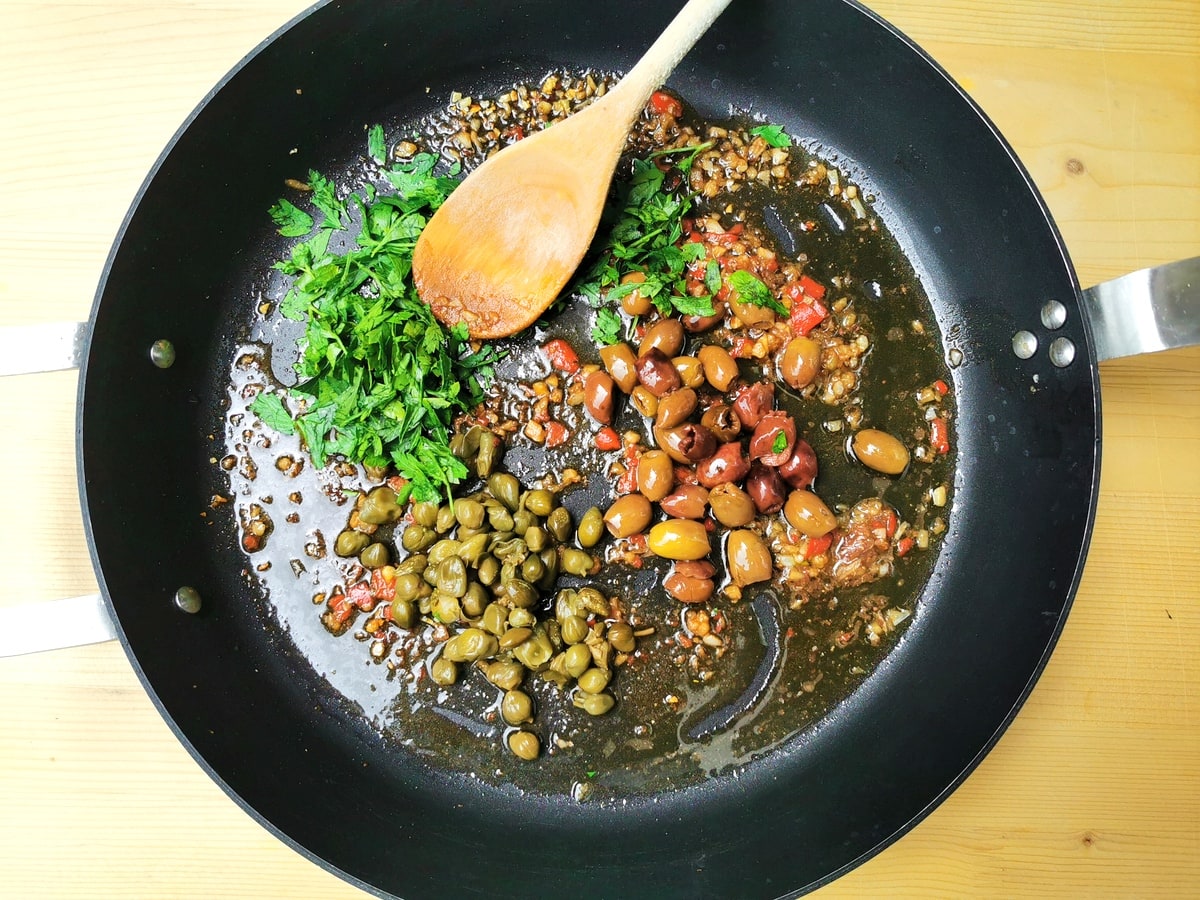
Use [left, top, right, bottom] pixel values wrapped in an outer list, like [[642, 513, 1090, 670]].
[[749, 123, 791, 148], [771, 431, 788, 454], [367, 124, 387, 164], [592, 307, 624, 345], [269, 198, 314, 237], [728, 270, 787, 315], [249, 391, 296, 435]]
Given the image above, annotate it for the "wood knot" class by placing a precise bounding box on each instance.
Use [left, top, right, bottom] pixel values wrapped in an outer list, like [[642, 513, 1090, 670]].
[[1066, 158, 1086, 176]]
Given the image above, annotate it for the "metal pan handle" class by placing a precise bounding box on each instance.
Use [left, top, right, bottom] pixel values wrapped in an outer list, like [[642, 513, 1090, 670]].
[[1083, 257, 1200, 361]]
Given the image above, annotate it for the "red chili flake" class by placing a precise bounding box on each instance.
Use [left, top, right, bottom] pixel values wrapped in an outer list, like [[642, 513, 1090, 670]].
[[785, 626, 797, 640], [932, 379, 950, 396], [804, 532, 834, 560], [544, 421, 570, 448], [730, 335, 756, 359], [347, 580, 375, 610], [649, 90, 683, 118], [675, 633, 694, 649], [540, 338, 580, 375], [327, 591, 354, 626], [594, 426, 621, 451], [502, 124, 525, 141], [896, 536, 916, 558], [370, 568, 396, 602], [241, 533, 261, 552], [627, 533, 648, 554], [930, 417, 950, 455]]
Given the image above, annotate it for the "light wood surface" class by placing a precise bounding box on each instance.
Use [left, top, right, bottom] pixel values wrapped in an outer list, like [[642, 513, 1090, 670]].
[[1, 1, 1196, 897]]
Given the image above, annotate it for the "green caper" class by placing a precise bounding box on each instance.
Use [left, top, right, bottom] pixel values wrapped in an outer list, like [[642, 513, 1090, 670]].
[[607, 622, 636, 653], [520, 553, 546, 584], [450, 425, 482, 461], [501, 578, 538, 610], [481, 603, 508, 636], [430, 657, 458, 686], [499, 626, 533, 650], [485, 660, 525, 691], [537, 548, 560, 592], [436, 557, 468, 597], [433, 592, 463, 625], [411, 501, 439, 528], [395, 553, 428, 576], [390, 598, 416, 629], [427, 539, 461, 567], [435, 505, 457, 534], [541, 668, 571, 690], [508, 607, 536, 629], [457, 532, 490, 565], [454, 498, 486, 530], [401, 524, 436, 552], [461, 583, 488, 619], [476, 430, 501, 478], [577, 667, 611, 694], [561, 548, 594, 577], [511, 627, 554, 671], [418, 593, 434, 615], [577, 587, 610, 616], [577, 506, 605, 549], [359, 541, 390, 569], [393, 572, 424, 602], [512, 508, 536, 537], [477, 555, 500, 586], [334, 529, 370, 558], [560, 615, 589, 645], [442, 628, 499, 663], [555, 589, 583, 621], [507, 730, 539, 760], [524, 489, 555, 517], [488, 472, 521, 511], [563, 643, 593, 679], [573, 691, 616, 716], [546, 506, 573, 543], [487, 506, 515, 533], [501, 690, 534, 725], [524, 525, 548, 553], [359, 486, 403, 525]]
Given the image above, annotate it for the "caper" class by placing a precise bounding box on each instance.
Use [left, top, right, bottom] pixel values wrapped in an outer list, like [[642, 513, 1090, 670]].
[[508, 607, 536, 628], [477, 554, 500, 586], [430, 657, 458, 686], [501, 690, 535, 726], [433, 592, 463, 625], [481, 602, 508, 636], [560, 614, 589, 645], [411, 501, 439, 528], [511, 626, 555, 670], [607, 622, 636, 653], [555, 589, 582, 621], [488, 472, 521, 511], [393, 572, 424, 602], [524, 489, 555, 517], [507, 730, 540, 760], [576, 506, 604, 549], [563, 643, 593, 679], [435, 505, 457, 534], [334, 529, 370, 558], [434, 557, 467, 597], [395, 553, 428, 576], [450, 425, 482, 460], [577, 587, 610, 616], [359, 541, 390, 569], [488, 506, 515, 533], [546, 506, 573, 544], [577, 667, 611, 694], [390, 598, 416, 629], [454, 498, 486, 530], [427, 539, 462, 567], [461, 583, 488, 619], [561, 548, 595, 577], [524, 525, 548, 553], [574, 692, 616, 716], [359, 486, 403, 525], [442, 628, 499, 663], [476, 430, 501, 478], [501, 578, 539, 609], [499, 626, 533, 650], [521, 553, 546, 584], [537, 548, 560, 592], [401, 524, 436, 552], [457, 532, 490, 565], [485, 660, 525, 691]]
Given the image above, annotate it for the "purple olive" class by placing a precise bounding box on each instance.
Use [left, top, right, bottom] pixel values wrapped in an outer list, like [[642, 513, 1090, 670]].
[[635, 347, 683, 397], [732, 382, 775, 429], [748, 411, 796, 467], [745, 463, 787, 515], [696, 441, 751, 488]]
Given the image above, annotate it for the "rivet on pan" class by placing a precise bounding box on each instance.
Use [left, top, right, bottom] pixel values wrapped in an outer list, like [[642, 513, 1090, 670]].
[[1048, 337, 1076, 368], [1012, 330, 1038, 359], [1040, 300, 1067, 330], [174, 586, 202, 614], [149, 339, 176, 369]]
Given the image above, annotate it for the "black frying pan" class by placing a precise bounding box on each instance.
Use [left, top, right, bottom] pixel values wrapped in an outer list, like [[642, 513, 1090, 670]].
[[79, 1, 1100, 896]]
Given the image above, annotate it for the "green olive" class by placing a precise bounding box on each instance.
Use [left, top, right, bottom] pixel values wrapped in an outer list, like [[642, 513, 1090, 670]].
[[507, 730, 540, 760], [577, 667, 611, 694], [454, 498, 485, 530], [561, 548, 595, 577], [707, 482, 757, 528], [637, 449, 676, 503], [607, 622, 636, 653], [485, 660, 525, 691], [654, 386, 698, 428], [359, 486, 403, 525], [488, 472, 521, 511], [779, 336, 822, 390], [411, 501, 439, 528], [573, 691, 616, 716], [560, 614, 589, 645], [430, 657, 458, 686], [576, 507, 604, 549], [501, 689, 534, 725], [726, 528, 774, 587], [698, 344, 739, 391], [563, 643, 593, 679], [390, 598, 416, 629], [603, 493, 652, 538], [546, 506, 573, 544], [647, 519, 711, 560], [334, 529, 370, 558], [359, 541, 390, 569], [442, 628, 499, 663], [783, 489, 838, 536], [851, 428, 910, 475]]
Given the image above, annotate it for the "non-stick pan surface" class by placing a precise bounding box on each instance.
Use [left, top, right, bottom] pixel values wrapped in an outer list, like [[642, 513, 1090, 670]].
[[78, 1, 1098, 897]]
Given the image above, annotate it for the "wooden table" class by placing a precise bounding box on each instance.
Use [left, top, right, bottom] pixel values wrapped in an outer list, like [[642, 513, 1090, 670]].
[[1, 1, 1197, 896]]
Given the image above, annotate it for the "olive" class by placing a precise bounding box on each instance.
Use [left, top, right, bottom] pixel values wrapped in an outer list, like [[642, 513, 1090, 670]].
[[696, 441, 751, 488], [501, 689, 535, 725], [443, 628, 499, 663], [698, 344, 739, 391], [560, 614, 589, 645], [663, 561, 716, 604], [583, 370, 616, 425], [488, 472, 521, 511], [334, 529, 370, 558], [672, 355, 705, 389], [454, 498, 485, 530], [779, 336, 822, 389], [700, 403, 742, 443], [783, 489, 838, 537], [401, 524, 437, 552], [726, 529, 773, 587], [779, 438, 819, 489], [461, 582, 489, 619], [707, 482, 757, 527], [485, 660, 525, 691], [603, 493, 652, 538], [655, 423, 717, 465], [576, 506, 605, 548], [524, 489, 555, 517], [411, 501, 439, 528], [563, 643, 593, 679], [629, 386, 657, 419], [511, 627, 555, 670], [654, 387, 697, 429], [507, 730, 540, 760], [745, 463, 787, 515], [647, 519, 711, 560], [359, 486, 403, 525], [607, 622, 636, 653], [481, 602, 509, 636], [619, 270, 653, 316], [599, 342, 639, 394], [732, 382, 775, 429], [359, 541, 390, 569], [637, 449, 676, 503], [430, 657, 458, 686], [390, 597, 416, 629], [561, 548, 595, 577], [682, 298, 726, 333], [573, 691, 616, 716], [638, 318, 685, 358], [728, 290, 776, 326], [499, 626, 533, 650], [851, 428, 910, 475], [659, 484, 710, 519], [475, 430, 502, 478], [577, 667, 611, 694], [635, 347, 683, 397], [748, 411, 797, 467]]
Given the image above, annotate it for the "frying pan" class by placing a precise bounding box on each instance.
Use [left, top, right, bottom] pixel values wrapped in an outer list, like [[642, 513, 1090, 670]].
[[1, 0, 1197, 897]]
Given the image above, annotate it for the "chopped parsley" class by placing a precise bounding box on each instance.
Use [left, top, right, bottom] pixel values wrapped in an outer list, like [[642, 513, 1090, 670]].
[[749, 123, 791, 148], [728, 270, 787, 316], [262, 132, 499, 503]]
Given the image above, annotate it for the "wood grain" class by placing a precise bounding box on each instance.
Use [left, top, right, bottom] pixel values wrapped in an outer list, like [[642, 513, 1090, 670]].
[[1, 1, 1197, 898]]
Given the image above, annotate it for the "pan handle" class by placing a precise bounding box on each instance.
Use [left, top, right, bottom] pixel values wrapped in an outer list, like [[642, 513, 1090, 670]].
[[0, 594, 117, 657], [1083, 257, 1200, 361], [0, 321, 87, 376]]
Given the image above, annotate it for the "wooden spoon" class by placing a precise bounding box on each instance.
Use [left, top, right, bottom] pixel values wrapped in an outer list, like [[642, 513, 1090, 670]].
[[412, 0, 733, 339]]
